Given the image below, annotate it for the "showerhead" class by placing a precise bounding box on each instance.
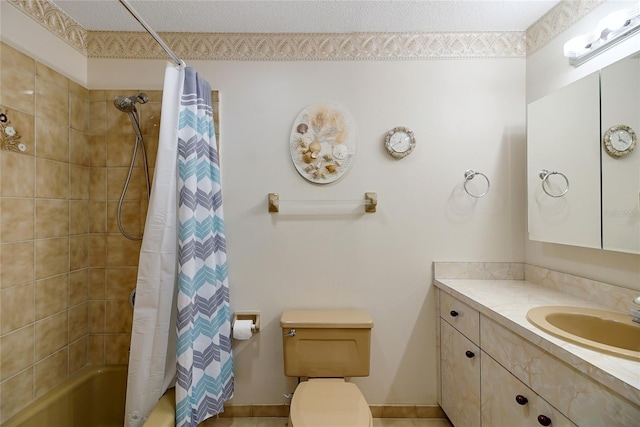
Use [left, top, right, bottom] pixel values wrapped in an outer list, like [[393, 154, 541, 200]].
[[113, 92, 149, 113]]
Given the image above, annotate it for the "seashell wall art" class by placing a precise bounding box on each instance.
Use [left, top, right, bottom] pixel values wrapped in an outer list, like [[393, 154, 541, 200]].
[[289, 103, 356, 184]]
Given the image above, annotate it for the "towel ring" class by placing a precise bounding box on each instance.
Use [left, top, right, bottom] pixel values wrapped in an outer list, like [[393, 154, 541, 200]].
[[463, 170, 490, 198], [539, 169, 569, 198]]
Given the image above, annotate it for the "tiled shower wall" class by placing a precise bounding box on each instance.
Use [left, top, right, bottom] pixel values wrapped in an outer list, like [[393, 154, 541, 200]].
[[0, 42, 158, 422]]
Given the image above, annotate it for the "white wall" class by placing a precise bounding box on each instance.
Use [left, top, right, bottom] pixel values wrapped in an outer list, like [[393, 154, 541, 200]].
[[90, 57, 526, 405], [526, 0, 640, 289]]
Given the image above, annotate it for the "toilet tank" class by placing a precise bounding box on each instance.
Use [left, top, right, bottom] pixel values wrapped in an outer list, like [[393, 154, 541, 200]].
[[280, 310, 373, 378]]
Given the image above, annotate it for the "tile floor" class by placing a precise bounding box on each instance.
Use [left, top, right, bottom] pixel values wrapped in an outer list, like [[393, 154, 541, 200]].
[[201, 417, 453, 427]]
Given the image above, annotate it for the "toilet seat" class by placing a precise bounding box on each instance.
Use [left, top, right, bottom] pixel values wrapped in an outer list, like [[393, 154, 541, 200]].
[[289, 379, 372, 427]]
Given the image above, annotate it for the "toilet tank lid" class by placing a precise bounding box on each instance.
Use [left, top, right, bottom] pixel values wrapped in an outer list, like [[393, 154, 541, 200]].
[[280, 310, 373, 328]]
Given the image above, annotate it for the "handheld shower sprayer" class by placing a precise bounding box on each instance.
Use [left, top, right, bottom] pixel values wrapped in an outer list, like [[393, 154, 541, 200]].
[[113, 92, 149, 113]]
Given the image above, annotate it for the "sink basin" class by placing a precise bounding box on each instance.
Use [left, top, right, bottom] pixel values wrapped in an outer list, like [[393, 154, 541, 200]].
[[526, 306, 640, 361]]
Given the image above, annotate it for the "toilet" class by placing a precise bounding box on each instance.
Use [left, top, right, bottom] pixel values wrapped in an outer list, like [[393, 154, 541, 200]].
[[280, 309, 374, 427]]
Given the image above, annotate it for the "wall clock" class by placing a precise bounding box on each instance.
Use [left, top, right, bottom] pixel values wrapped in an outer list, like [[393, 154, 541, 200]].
[[385, 126, 415, 159], [603, 124, 636, 158]]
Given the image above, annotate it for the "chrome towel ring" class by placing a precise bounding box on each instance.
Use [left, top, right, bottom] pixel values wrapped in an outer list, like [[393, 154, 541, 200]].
[[463, 170, 490, 198], [539, 169, 570, 198]]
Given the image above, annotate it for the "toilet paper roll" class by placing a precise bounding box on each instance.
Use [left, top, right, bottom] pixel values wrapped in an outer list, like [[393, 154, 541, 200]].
[[233, 319, 254, 340]]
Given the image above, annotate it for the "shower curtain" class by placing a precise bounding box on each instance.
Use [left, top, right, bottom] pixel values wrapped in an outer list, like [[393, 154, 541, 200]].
[[125, 63, 233, 427]]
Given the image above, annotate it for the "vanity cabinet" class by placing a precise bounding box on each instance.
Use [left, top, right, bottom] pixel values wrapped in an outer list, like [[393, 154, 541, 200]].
[[481, 353, 576, 427], [437, 290, 640, 427]]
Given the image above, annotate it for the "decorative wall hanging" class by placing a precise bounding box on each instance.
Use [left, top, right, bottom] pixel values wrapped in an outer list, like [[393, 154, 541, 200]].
[[290, 103, 356, 184], [384, 126, 415, 159], [603, 124, 637, 158], [0, 108, 26, 153]]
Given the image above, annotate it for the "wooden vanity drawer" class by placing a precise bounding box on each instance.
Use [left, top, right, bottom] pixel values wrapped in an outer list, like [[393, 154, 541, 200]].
[[481, 315, 640, 427], [439, 291, 479, 345]]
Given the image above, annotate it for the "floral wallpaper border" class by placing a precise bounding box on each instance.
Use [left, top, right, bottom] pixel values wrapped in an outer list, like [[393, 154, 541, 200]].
[[8, 0, 604, 61]]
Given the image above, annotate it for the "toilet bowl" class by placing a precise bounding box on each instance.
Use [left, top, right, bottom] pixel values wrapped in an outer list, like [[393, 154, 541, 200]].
[[280, 310, 374, 427], [289, 379, 372, 427]]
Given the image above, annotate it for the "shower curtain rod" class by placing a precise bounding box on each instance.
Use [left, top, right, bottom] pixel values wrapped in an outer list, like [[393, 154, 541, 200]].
[[118, 0, 185, 67]]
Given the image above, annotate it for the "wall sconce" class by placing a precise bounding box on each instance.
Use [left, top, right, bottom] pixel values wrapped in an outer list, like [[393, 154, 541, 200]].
[[564, 3, 640, 67]]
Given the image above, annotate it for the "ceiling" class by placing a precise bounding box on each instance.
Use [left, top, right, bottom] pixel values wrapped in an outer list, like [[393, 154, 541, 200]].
[[50, 0, 562, 34]]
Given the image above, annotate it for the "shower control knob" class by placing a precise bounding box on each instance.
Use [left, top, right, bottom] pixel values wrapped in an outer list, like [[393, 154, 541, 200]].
[[465, 350, 475, 358], [450, 310, 459, 317], [515, 395, 528, 405], [537, 415, 551, 426]]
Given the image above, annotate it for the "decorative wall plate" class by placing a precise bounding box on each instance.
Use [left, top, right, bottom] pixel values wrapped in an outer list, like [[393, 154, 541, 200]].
[[290, 104, 356, 184], [603, 124, 637, 157]]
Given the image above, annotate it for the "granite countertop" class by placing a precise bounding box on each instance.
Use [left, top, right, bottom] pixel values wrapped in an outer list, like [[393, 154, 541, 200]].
[[434, 278, 640, 407]]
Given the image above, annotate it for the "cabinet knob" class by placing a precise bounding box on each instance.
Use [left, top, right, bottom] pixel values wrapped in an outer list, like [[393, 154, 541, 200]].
[[450, 310, 459, 317], [465, 350, 475, 358], [515, 395, 528, 405], [537, 415, 551, 426]]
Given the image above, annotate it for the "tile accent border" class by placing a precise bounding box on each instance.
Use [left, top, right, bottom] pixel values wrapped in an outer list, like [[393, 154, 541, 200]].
[[526, 0, 605, 55], [9, 0, 606, 61], [7, 0, 87, 54], [86, 31, 526, 61]]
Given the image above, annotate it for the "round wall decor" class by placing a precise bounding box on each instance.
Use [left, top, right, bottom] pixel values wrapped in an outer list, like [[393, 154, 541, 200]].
[[290, 103, 356, 184]]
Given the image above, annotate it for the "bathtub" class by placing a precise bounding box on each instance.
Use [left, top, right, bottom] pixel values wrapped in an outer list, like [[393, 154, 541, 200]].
[[3, 365, 127, 427]]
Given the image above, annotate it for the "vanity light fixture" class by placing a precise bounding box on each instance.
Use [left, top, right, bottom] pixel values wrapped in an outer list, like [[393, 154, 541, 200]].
[[563, 3, 640, 66]]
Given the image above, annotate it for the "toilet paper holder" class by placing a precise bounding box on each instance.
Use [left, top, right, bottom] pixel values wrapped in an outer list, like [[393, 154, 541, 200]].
[[232, 311, 260, 333]]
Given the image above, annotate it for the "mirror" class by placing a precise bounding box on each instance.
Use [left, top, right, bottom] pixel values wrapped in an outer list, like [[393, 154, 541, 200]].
[[601, 53, 640, 254], [527, 51, 640, 254]]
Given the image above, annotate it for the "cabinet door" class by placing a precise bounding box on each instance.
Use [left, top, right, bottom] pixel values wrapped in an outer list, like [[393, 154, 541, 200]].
[[441, 320, 480, 427], [527, 72, 601, 249], [482, 352, 576, 427]]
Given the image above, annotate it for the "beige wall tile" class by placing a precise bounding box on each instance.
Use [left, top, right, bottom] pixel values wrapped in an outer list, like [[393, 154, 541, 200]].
[[0, 325, 34, 381], [0, 241, 34, 288], [35, 199, 69, 238], [1, 282, 34, 334], [89, 100, 107, 135], [107, 200, 140, 235], [90, 134, 107, 167], [70, 129, 90, 166], [0, 62, 35, 114], [1, 42, 35, 72], [107, 167, 142, 201], [106, 300, 132, 333], [34, 348, 68, 398], [106, 100, 135, 136], [69, 80, 89, 101], [1, 151, 35, 197], [0, 367, 34, 423], [69, 302, 88, 342], [107, 134, 137, 167], [35, 63, 68, 90], [104, 333, 130, 365], [89, 90, 106, 102], [35, 158, 69, 199], [4, 108, 35, 156], [88, 301, 105, 333], [89, 267, 106, 299], [1, 198, 34, 242], [87, 334, 105, 365], [70, 234, 88, 270], [35, 117, 69, 162], [88, 234, 106, 267], [89, 201, 106, 233], [252, 405, 290, 417], [35, 311, 68, 361], [35, 274, 68, 320], [89, 167, 106, 200], [69, 200, 89, 235], [35, 77, 69, 126], [70, 165, 90, 200], [69, 336, 87, 374], [70, 93, 89, 133], [106, 267, 137, 300], [69, 268, 89, 306], [106, 234, 141, 266], [35, 236, 69, 279], [139, 101, 162, 135]]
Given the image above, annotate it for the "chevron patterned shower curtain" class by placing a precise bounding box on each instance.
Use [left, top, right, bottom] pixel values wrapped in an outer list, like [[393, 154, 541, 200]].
[[175, 67, 234, 427]]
